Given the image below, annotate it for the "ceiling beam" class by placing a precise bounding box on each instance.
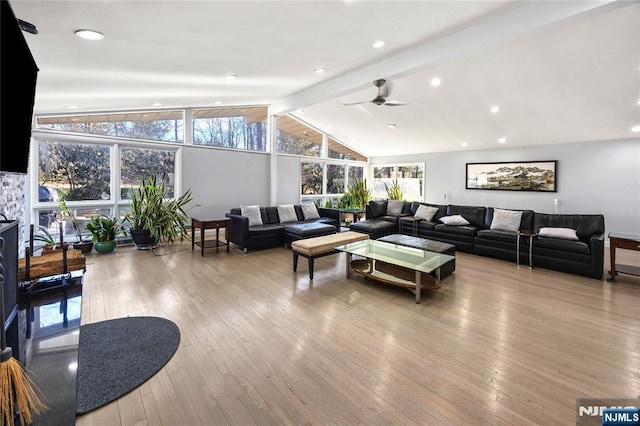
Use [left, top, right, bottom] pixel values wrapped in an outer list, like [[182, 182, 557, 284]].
[[270, 0, 622, 115]]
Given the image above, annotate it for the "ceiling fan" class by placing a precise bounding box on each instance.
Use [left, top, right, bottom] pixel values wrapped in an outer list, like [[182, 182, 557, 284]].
[[343, 79, 408, 107]]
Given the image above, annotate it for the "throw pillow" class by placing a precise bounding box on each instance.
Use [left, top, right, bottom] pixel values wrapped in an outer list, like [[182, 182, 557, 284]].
[[440, 215, 470, 226], [387, 200, 404, 216], [240, 205, 263, 226], [414, 204, 439, 222], [539, 227, 579, 240], [301, 203, 320, 220], [490, 208, 523, 232], [277, 204, 298, 223]]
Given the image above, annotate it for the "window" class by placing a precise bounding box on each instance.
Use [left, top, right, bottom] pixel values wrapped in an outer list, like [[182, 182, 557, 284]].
[[347, 166, 364, 187], [276, 116, 322, 157], [328, 138, 367, 162], [120, 147, 175, 199], [372, 163, 424, 201], [37, 111, 184, 143], [193, 107, 267, 151], [301, 162, 323, 195], [326, 164, 345, 194], [39, 140, 111, 201]]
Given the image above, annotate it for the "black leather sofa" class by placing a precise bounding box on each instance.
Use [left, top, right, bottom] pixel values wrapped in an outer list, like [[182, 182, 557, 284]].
[[226, 205, 339, 253], [350, 200, 605, 279]]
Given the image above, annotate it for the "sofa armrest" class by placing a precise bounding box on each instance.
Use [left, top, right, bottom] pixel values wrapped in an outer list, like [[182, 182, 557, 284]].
[[589, 232, 605, 279], [318, 207, 340, 231], [225, 213, 249, 249]]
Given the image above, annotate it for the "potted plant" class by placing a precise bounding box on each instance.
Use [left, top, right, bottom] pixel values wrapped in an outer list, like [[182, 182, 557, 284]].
[[86, 215, 124, 254], [385, 178, 404, 201], [347, 178, 372, 210], [123, 174, 195, 249], [32, 225, 60, 252], [57, 190, 93, 254]]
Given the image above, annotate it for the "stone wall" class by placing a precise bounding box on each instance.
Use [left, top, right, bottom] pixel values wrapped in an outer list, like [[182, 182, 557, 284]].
[[0, 172, 26, 255]]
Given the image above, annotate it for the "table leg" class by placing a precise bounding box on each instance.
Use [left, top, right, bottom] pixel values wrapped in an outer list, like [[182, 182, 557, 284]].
[[200, 226, 205, 257], [608, 238, 617, 282], [216, 227, 220, 252], [415, 270, 421, 304], [191, 221, 195, 252], [226, 224, 230, 252], [346, 253, 352, 279], [516, 233, 521, 267], [528, 235, 534, 269]]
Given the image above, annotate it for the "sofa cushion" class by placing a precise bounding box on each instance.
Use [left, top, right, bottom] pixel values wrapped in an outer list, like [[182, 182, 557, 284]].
[[447, 205, 486, 227], [369, 200, 388, 218], [277, 204, 298, 223], [539, 227, 579, 240], [300, 203, 320, 220], [241, 205, 263, 226], [440, 215, 470, 226], [533, 213, 604, 241], [476, 229, 518, 243], [414, 204, 439, 221], [490, 208, 523, 232], [534, 237, 590, 255], [434, 223, 479, 237], [387, 200, 404, 216], [247, 223, 284, 236]]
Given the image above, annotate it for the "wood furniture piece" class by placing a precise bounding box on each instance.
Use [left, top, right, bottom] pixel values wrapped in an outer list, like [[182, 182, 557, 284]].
[[191, 218, 230, 256], [607, 232, 640, 282], [335, 239, 455, 303], [291, 231, 369, 280], [516, 231, 538, 269]]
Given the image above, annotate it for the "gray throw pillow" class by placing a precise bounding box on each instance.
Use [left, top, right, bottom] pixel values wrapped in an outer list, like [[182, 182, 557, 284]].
[[490, 208, 523, 232], [539, 227, 579, 240], [241, 205, 263, 226], [277, 204, 298, 223], [414, 205, 438, 222], [387, 200, 404, 216], [301, 203, 320, 220], [440, 215, 470, 226]]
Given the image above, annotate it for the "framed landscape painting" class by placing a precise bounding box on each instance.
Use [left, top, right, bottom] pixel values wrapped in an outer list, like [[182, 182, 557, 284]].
[[466, 160, 557, 192]]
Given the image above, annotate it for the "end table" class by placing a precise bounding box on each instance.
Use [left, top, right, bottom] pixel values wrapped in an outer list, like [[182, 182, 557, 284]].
[[191, 218, 230, 256], [516, 231, 537, 269]]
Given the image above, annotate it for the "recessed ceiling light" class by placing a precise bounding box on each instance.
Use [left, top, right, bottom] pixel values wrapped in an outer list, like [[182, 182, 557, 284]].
[[372, 40, 385, 48], [461, 142, 468, 147], [314, 68, 325, 74], [151, 102, 162, 107], [430, 77, 442, 87], [65, 104, 81, 109], [225, 74, 237, 80], [388, 123, 396, 128], [490, 105, 501, 113], [498, 137, 508, 144], [631, 125, 640, 132], [75, 29, 104, 40], [214, 101, 223, 105]]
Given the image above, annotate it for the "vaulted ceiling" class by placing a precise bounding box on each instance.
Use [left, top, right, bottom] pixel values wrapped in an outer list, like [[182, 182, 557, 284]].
[[10, 0, 640, 158]]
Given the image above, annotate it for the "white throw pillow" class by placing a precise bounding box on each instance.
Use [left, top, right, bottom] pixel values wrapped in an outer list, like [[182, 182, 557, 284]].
[[241, 205, 263, 226], [539, 227, 579, 240], [414, 205, 439, 222], [301, 203, 320, 220], [387, 200, 404, 216], [277, 204, 298, 223], [490, 208, 523, 232], [440, 215, 470, 226]]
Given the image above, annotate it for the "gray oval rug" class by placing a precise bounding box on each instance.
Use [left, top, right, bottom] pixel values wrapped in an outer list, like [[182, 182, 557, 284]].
[[75, 316, 180, 415]]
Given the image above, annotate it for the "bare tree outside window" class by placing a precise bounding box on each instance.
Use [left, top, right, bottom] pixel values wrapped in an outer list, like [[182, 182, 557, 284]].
[[121, 148, 176, 199]]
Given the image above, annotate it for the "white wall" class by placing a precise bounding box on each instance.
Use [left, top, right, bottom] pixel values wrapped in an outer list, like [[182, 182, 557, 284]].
[[371, 139, 640, 235], [276, 155, 302, 205], [182, 146, 271, 219]]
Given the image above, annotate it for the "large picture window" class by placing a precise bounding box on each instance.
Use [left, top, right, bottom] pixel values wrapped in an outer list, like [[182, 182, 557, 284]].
[[193, 107, 267, 151], [120, 147, 175, 199], [372, 163, 424, 201]]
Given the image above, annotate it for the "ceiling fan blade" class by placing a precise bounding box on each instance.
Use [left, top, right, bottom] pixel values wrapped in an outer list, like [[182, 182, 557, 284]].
[[343, 100, 371, 106], [384, 100, 408, 106]]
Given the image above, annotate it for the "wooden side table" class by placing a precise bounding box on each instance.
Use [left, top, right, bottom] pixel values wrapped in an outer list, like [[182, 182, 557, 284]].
[[607, 232, 640, 282], [191, 218, 230, 256]]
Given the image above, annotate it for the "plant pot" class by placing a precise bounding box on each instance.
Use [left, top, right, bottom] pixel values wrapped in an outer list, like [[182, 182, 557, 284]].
[[130, 229, 158, 249], [94, 240, 117, 254], [73, 240, 94, 254]]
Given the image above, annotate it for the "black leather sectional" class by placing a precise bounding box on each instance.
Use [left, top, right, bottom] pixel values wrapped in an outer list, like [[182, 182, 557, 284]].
[[350, 200, 605, 279], [226, 205, 339, 253]]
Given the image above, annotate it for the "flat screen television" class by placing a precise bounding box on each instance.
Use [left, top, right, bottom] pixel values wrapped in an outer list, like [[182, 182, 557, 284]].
[[0, 0, 39, 174]]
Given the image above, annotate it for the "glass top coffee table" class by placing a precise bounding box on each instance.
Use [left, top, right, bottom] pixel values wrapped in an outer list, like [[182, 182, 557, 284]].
[[335, 239, 455, 303]]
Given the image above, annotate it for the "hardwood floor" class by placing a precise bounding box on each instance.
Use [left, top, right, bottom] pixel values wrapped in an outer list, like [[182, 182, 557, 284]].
[[74, 239, 640, 425]]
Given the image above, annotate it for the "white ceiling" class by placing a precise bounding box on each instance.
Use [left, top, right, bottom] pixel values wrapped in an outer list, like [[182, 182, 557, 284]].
[[10, 0, 640, 158]]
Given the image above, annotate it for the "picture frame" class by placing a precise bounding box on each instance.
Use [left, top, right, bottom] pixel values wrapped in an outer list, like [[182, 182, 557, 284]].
[[466, 160, 557, 192]]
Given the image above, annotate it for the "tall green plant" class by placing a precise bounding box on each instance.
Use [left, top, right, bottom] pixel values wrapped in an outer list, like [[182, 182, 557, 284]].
[[385, 179, 404, 200], [123, 174, 195, 244], [348, 178, 372, 210]]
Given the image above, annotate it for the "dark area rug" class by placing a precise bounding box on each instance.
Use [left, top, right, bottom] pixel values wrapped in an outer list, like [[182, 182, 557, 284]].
[[75, 316, 180, 415]]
